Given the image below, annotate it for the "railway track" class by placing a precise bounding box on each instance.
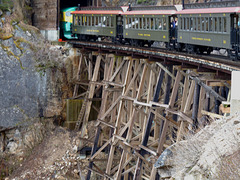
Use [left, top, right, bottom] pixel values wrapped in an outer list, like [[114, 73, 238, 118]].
[[69, 40, 240, 74]]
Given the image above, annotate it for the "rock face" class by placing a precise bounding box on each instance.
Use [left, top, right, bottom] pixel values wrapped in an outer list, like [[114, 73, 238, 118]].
[[32, 0, 58, 30], [0, 28, 47, 127], [0, 6, 75, 127], [155, 115, 240, 179]]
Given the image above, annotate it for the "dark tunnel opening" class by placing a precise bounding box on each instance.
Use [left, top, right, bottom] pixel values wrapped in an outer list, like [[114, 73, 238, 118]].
[[59, 0, 89, 40], [60, 0, 88, 9]]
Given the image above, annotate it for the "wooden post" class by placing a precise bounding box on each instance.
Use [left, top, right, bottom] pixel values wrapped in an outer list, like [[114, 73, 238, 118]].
[[149, 71, 182, 179], [80, 54, 102, 138], [192, 81, 200, 130], [86, 55, 115, 179], [214, 86, 220, 114], [134, 68, 165, 180], [105, 60, 134, 178], [115, 64, 148, 180], [176, 75, 190, 142], [86, 126, 101, 180], [73, 54, 83, 97], [160, 65, 172, 137]]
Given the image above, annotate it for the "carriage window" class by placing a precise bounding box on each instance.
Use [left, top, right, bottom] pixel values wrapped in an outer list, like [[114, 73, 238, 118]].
[[201, 17, 204, 31], [209, 17, 213, 31], [186, 17, 190, 30], [223, 17, 227, 32], [94, 16, 97, 26], [190, 17, 193, 31], [139, 18, 142, 29], [205, 17, 208, 31], [93, 16, 96, 26], [100, 16, 105, 27], [131, 18, 135, 29], [193, 17, 196, 31], [111, 17, 114, 27], [184, 17, 186, 30], [125, 17, 128, 29], [156, 18, 161, 30], [163, 17, 167, 30], [218, 17, 222, 32], [90, 16, 92, 26], [143, 18, 147, 29], [91, 16, 94, 26], [82, 16, 85, 26], [78, 16, 81, 26], [142, 17, 146, 29], [86, 16, 89, 26], [129, 18, 132, 29], [179, 17, 182, 30], [148, 18, 151, 29], [152, 18, 155, 30], [106, 16, 110, 27], [97, 16, 100, 27], [134, 18, 138, 29], [74, 16, 77, 26], [214, 17, 217, 31], [89, 16, 92, 26], [197, 17, 201, 31]]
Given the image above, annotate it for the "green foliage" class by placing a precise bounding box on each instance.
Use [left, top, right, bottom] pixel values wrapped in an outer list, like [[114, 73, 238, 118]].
[[137, 0, 155, 5], [0, 0, 13, 12]]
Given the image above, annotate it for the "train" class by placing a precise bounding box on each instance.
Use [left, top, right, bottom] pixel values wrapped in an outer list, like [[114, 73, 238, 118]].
[[60, 1, 240, 60]]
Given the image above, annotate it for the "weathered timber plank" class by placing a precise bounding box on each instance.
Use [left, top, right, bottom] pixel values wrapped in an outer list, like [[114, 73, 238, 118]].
[[134, 68, 165, 180]]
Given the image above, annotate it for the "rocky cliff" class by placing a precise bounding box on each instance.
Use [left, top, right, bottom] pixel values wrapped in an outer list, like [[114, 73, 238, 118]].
[[0, 1, 77, 177], [155, 115, 240, 179], [0, 0, 74, 128]]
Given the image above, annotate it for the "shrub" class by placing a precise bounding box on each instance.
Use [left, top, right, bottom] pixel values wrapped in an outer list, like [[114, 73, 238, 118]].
[[0, 0, 13, 12]]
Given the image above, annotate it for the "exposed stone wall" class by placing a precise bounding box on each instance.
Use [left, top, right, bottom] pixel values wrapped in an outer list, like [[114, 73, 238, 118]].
[[32, 0, 59, 30]]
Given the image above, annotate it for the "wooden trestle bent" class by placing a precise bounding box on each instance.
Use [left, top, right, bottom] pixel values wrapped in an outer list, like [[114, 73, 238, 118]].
[[70, 50, 231, 179]]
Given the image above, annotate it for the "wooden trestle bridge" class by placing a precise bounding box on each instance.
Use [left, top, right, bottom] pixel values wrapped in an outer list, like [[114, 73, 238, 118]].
[[68, 41, 240, 180]]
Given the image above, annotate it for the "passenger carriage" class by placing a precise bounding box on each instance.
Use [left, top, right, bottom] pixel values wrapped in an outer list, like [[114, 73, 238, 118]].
[[122, 6, 177, 47], [176, 2, 240, 59], [71, 7, 122, 41]]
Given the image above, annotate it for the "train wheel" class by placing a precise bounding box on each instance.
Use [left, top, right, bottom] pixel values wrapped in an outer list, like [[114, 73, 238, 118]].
[[186, 44, 195, 54], [139, 41, 144, 47], [206, 48, 212, 55]]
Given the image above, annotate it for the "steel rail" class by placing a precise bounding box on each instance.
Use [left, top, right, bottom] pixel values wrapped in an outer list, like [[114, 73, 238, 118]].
[[69, 41, 240, 74]]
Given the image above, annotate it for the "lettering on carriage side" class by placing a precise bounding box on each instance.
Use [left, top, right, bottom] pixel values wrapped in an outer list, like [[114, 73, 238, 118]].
[[126, 33, 128, 36], [110, 31, 113, 34], [138, 33, 143, 36], [163, 35, 166, 39], [75, 29, 77, 31], [192, 37, 211, 41], [223, 40, 226, 44], [87, 29, 99, 32], [180, 36, 182, 39], [144, 34, 150, 37]]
